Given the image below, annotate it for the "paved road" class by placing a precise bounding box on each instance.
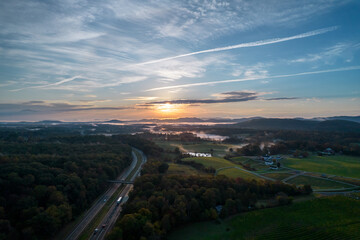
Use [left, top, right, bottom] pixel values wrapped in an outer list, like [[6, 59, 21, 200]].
[[91, 148, 147, 240], [65, 149, 141, 240]]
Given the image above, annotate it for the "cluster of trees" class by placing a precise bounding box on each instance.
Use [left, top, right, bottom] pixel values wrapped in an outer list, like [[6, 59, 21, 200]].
[[139, 132, 203, 144], [0, 134, 133, 239], [108, 175, 311, 240], [260, 130, 360, 156], [223, 130, 360, 157]]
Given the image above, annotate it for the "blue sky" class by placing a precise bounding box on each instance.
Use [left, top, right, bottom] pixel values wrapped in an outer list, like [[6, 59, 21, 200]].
[[0, 0, 359, 121]]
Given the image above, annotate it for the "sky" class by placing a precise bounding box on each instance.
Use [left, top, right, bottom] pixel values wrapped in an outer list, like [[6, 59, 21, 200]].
[[0, 0, 359, 121]]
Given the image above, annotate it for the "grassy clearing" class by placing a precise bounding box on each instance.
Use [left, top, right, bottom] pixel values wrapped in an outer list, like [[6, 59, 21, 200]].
[[282, 155, 360, 178], [230, 156, 249, 163], [261, 172, 294, 181], [286, 175, 353, 190], [167, 163, 209, 176], [168, 196, 360, 240], [231, 157, 272, 172], [217, 168, 261, 180], [154, 140, 182, 151], [329, 176, 360, 186], [182, 157, 235, 169]]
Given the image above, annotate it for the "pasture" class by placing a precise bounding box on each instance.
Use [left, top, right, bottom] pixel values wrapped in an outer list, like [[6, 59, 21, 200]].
[[281, 155, 360, 178], [217, 168, 262, 180], [168, 196, 360, 240], [261, 172, 294, 181], [167, 163, 209, 176], [182, 156, 236, 169], [286, 175, 354, 190]]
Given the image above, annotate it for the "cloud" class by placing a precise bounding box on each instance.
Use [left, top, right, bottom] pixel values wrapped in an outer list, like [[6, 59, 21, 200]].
[[0, 101, 130, 116], [146, 65, 360, 92], [266, 97, 299, 101], [11, 76, 83, 91], [143, 91, 298, 105], [125, 97, 159, 101], [135, 26, 337, 66], [291, 42, 355, 64], [231, 63, 270, 78]]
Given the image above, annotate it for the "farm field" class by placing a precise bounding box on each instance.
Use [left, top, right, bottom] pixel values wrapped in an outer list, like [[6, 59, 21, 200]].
[[261, 172, 294, 181], [182, 157, 236, 169], [230, 156, 250, 163], [231, 157, 277, 172], [168, 196, 360, 240], [167, 163, 209, 176], [281, 155, 360, 178], [217, 168, 262, 180], [286, 175, 354, 190]]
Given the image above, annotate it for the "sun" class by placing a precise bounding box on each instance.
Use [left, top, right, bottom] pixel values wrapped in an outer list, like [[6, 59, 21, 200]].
[[156, 103, 176, 113]]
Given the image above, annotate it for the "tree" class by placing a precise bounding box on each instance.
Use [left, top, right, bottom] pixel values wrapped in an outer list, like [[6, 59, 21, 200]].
[[158, 163, 169, 174]]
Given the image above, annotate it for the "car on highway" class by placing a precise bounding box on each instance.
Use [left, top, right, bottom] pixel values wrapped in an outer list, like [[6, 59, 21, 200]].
[[93, 228, 99, 235]]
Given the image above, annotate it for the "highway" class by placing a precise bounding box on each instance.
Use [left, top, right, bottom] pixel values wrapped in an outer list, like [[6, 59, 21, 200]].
[[91, 149, 147, 240], [65, 148, 146, 240]]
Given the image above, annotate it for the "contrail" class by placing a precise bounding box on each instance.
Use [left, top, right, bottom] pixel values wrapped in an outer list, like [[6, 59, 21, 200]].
[[11, 75, 82, 92], [136, 26, 338, 66], [145, 66, 360, 92]]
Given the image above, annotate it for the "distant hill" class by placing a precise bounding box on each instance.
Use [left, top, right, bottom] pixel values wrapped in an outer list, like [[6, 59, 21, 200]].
[[313, 116, 360, 123], [103, 119, 124, 123], [232, 118, 360, 132], [316, 120, 360, 132], [38, 120, 63, 123]]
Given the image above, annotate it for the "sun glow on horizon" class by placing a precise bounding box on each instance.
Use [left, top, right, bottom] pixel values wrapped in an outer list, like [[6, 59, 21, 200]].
[[154, 103, 184, 117], [156, 103, 176, 113]]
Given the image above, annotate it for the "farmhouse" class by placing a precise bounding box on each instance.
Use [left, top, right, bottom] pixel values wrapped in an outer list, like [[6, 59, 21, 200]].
[[322, 148, 335, 155], [188, 152, 212, 157]]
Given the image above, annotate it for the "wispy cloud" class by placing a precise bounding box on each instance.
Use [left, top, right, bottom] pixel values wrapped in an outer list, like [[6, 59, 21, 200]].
[[10, 76, 83, 91], [135, 26, 338, 66], [0, 101, 130, 116], [291, 42, 356, 64], [146, 66, 360, 92], [125, 96, 159, 101], [143, 91, 298, 105]]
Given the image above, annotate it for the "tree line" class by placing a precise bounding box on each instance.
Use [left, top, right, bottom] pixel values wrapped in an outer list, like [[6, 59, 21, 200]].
[[107, 174, 311, 240], [0, 134, 136, 240]]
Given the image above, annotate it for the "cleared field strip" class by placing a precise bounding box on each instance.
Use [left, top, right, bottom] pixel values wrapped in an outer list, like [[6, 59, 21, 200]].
[[167, 163, 209, 176], [261, 172, 294, 181], [217, 168, 262, 180], [286, 175, 355, 190], [281, 155, 360, 179]]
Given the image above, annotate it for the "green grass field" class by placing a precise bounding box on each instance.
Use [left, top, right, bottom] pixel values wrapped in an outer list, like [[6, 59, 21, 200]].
[[261, 172, 294, 181], [217, 168, 262, 180], [286, 175, 354, 190], [168, 196, 360, 240], [282, 155, 360, 178], [182, 157, 236, 169], [167, 163, 209, 176], [230, 156, 250, 163]]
